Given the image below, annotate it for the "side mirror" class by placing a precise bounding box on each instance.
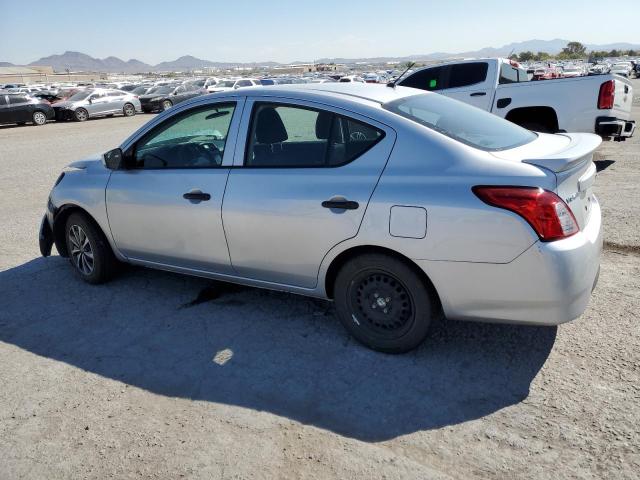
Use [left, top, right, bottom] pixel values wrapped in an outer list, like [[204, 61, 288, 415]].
[[103, 148, 123, 170]]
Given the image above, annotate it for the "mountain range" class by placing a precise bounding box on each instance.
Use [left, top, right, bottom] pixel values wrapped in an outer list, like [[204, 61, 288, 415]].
[[3, 39, 639, 73]]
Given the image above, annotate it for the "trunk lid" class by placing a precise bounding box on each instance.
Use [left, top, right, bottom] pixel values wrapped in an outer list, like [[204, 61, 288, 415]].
[[491, 133, 602, 230]]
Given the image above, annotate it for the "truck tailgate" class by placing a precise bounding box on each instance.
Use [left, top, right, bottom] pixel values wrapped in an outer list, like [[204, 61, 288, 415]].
[[611, 76, 634, 120]]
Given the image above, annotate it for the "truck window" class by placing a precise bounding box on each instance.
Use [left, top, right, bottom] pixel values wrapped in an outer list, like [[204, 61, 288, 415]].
[[448, 62, 488, 88], [499, 63, 520, 84], [400, 65, 447, 91]]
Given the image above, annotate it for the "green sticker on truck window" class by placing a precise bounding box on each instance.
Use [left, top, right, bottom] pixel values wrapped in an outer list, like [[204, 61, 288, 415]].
[[429, 79, 437, 88]]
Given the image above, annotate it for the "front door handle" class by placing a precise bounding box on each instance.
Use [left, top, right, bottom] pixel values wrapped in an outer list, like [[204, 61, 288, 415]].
[[322, 197, 359, 210], [470, 92, 487, 97], [183, 190, 211, 201]]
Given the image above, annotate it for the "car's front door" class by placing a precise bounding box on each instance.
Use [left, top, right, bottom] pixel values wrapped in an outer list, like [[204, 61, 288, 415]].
[[222, 98, 396, 288], [86, 91, 109, 116], [106, 100, 242, 273]]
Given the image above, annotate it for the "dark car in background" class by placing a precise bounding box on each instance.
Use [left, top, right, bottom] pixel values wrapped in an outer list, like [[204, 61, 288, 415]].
[[138, 84, 205, 112], [0, 94, 54, 126]]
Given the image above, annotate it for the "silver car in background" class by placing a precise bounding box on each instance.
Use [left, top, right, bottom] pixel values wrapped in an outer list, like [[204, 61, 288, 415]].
[[39, 84, 602, 353], [52, 88, 142, 122]]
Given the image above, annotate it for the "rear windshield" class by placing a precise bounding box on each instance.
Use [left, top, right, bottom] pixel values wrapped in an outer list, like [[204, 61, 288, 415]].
[[383, 93, 537, 151]]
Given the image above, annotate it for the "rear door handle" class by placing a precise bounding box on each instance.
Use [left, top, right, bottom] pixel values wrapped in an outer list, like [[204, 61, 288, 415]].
[[183, 190, 211, 201], [470, 92, 487, 97], [322, 197, 359, 210]]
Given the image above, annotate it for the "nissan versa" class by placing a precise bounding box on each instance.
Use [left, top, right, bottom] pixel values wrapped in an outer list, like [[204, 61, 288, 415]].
[[39, 84, 603, 353]]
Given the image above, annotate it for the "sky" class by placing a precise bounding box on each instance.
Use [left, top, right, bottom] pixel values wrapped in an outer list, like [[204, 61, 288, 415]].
[[1, 0, 639, 64]]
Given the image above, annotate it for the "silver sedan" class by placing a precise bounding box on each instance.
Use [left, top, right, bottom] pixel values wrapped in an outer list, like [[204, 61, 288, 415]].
[[52, 88, 142, 122], [39, 84, 602, 353]]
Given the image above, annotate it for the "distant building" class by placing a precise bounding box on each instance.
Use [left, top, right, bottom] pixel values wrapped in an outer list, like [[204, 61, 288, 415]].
[[0, 65, 105, 84]]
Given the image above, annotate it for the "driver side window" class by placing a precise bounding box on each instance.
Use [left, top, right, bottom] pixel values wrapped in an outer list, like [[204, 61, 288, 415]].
[[132, 103, 236, 169]]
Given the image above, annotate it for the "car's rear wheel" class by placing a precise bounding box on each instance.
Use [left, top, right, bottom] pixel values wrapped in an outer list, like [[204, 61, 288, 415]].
[[123, 103, 136, 117], [162, 100, 173, 111], [65, 213, 117, 284], [74, 108, 89, 122], [334, 253, 435, 353], [32, 111, 47, 126]]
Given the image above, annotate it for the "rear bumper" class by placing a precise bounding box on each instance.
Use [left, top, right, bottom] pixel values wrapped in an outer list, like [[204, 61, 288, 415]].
[[418, 197, 603, 326], [53, 108, 75, 121], [596, 116, 635, 141]]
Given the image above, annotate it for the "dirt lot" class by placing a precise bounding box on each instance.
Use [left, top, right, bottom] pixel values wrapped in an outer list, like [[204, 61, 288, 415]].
[[1, 88, 639, 479]]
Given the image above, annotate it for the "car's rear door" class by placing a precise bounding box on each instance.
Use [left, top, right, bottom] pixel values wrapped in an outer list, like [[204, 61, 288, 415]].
[[106, 100, 243, 272], [5, 95, 32, 123], [221, 97, 396, 288], [439, 61, 494, 110]]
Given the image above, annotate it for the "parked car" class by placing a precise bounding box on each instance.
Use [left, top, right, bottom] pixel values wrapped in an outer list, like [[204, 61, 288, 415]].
[[399, 57, 635, 140], [138, 84, 204, 112], [339, 75, 365, 83], [610, 62, 633, 77], [561, 65, 584, 78], [40, 83, 602, 353], [207, 79, 262, 92], [52, 89, 141, 121], [0, 94, 54, 126]]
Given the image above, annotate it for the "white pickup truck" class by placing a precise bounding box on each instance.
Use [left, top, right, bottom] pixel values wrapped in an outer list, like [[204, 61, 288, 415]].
[[399, 58, 635, 141]]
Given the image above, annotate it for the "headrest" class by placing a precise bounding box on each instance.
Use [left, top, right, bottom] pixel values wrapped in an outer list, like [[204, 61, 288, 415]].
[[255, 107, 288, 144], [315, 111, 334, 139]]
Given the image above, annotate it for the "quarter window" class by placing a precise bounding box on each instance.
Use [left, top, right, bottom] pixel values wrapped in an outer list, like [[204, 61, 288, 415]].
[[132, 103, 236, 169], [245, 103, 384, 168]]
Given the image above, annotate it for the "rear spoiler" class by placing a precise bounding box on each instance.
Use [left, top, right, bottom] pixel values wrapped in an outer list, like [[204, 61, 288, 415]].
[[523, 133, 602, 172]]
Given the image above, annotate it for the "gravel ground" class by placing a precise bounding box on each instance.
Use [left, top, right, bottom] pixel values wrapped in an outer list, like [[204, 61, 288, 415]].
[[1, 87, 639, 479]]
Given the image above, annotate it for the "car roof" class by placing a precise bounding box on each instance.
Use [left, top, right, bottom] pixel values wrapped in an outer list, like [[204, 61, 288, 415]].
[[227, 83, 424, 107]]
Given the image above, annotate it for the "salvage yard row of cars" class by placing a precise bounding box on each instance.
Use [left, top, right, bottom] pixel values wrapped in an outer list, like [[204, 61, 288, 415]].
[[0, 57, 636, 141]]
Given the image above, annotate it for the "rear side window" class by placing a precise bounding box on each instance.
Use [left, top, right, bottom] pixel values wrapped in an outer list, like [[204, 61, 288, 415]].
[[8, 96, 29, 105], [245, 103, 384, 167], [384, 93, 536, 151], [448, 62, 488, 88], [499, 63, 520, 84], [400, 65, 446, 91]]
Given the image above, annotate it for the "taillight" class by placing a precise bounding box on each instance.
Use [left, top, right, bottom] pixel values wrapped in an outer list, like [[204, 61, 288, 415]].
[[598, 80, 615, 109], [472, 186, 579, 241]]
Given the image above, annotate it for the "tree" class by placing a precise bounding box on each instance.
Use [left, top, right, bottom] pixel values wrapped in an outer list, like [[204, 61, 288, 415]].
[[518, 51, 534, 62], [561, 41, 587, 59], [535, 51, 551, 61]]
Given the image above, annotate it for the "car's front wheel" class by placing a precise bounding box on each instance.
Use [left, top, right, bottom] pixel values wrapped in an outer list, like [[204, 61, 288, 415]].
[[162, 100, 173, 111], [334, 253, 436, 353], [65, 213, 118, 284]]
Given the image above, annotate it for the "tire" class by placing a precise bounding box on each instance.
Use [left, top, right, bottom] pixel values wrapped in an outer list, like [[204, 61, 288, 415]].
[[334, 253, 435, 353], [74, 108, 89, 122], [161, 100, 173, 111], [123, 103, 136, 117], [65, 213, 118, 284], [32, 111, 47, 126]]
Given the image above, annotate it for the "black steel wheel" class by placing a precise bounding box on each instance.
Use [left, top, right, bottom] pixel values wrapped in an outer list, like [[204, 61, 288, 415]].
[[334, 253, 436, 353]]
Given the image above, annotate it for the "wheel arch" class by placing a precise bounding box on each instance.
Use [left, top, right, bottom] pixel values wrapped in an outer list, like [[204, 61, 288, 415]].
[[323, 245, 442, 310], [52, 204, 111, 258], [505, 106, 559, 132]]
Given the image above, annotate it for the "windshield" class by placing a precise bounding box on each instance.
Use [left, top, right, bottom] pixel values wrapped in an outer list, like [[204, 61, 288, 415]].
[[384, 93, 537, 151], [67, 90, 92, 101], [219, 81, 236, 87]]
